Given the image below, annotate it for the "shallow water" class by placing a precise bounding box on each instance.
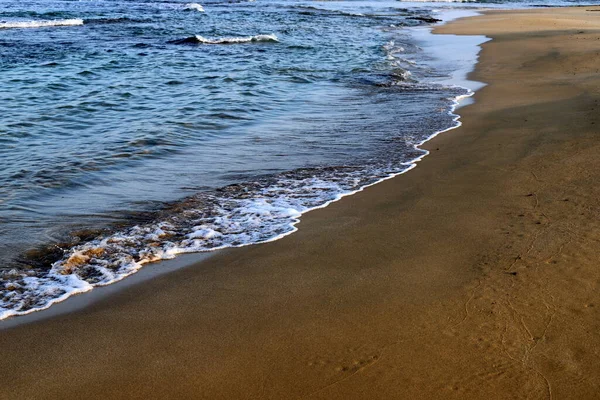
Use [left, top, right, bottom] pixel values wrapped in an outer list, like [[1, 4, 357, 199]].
[[0, 0, 595, 318]]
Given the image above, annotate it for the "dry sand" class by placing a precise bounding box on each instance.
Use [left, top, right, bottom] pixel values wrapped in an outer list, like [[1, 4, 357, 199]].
[[2, 7, 600, 399]]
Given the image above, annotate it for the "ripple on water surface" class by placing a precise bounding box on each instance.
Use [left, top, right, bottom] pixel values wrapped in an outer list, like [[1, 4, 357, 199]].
[[0, 0, 479, 318]]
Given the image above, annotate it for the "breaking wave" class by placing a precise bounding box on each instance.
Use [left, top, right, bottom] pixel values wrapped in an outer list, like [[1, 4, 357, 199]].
[[185, 3, 205, 12], [0, 84, 471, 320], [0, 19, 84, 29], [169, 34, 278, 45]]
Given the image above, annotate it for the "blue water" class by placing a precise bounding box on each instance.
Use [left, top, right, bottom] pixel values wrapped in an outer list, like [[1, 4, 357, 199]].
[[0, 0, 595, 318]]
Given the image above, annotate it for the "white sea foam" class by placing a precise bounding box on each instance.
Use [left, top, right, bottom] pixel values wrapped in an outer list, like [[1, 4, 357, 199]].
[[0, 8, 486, 321], [0, 19, 84, 29], [0, 83, 473, 321], [185, 3, 205, 12]]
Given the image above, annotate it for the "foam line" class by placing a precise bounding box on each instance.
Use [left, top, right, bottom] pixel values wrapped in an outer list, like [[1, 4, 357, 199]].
[[0, 19, 83, 29]]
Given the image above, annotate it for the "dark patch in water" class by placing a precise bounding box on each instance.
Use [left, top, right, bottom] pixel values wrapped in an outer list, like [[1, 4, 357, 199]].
[[407, 16, 442, 24], [168, 36, 203, 45], [84, 17, 152, 25]]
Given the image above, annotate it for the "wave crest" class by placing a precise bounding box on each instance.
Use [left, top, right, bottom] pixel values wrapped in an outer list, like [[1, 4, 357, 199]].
[[169, 34, 278, 45], [0, 19, 84, 29], [185, 3, 205, 12]]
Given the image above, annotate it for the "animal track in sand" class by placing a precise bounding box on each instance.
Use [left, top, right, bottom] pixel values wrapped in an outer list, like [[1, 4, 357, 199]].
[[307, 354, 380, 373], [333, 355, 380, 373], [300, 354, 381, 399]]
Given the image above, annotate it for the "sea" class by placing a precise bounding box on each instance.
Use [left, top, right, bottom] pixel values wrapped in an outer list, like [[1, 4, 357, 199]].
[[0, 0, 594, 319]]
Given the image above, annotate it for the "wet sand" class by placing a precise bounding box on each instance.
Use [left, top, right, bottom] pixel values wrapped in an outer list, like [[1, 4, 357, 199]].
[[3, 7, 600, 399]]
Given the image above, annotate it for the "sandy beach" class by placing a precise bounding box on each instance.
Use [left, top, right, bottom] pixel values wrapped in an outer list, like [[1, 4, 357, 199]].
[[2, 6, 600, 399]]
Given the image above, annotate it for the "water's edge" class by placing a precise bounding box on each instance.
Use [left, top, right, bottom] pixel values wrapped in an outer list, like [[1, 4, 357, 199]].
[[0, 10, 489, 327]]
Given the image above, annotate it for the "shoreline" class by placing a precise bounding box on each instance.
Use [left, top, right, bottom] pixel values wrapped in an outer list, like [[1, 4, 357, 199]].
[[0, 9, 487, 324], [3, 6, 600, 399]]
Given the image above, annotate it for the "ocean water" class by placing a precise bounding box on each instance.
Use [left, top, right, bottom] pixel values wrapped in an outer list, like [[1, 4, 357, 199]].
[[0, 0, 594, 319]]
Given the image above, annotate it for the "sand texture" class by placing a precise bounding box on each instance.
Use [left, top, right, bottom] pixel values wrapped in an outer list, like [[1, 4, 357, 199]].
[[2, 6, 600, 399]]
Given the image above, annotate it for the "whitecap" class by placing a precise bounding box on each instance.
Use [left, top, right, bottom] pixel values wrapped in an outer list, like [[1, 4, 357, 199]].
[[170, 34, 278, 45], [0, 19, 84, 29], [185, 3, 205, 12], [195, 34, 278, 44]]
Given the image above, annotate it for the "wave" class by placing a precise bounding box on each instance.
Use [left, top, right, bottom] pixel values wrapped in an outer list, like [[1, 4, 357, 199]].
[[0, 19, 84, 29], [293, 6, 366, 17], [185, 3, 205, 12], [169, 34, 278, 45], [0, 83, 471, 321], [84, 17, 152, 25]]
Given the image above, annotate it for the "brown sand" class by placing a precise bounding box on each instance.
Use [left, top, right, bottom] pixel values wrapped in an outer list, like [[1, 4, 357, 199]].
[[2, 7, 600, 399]]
